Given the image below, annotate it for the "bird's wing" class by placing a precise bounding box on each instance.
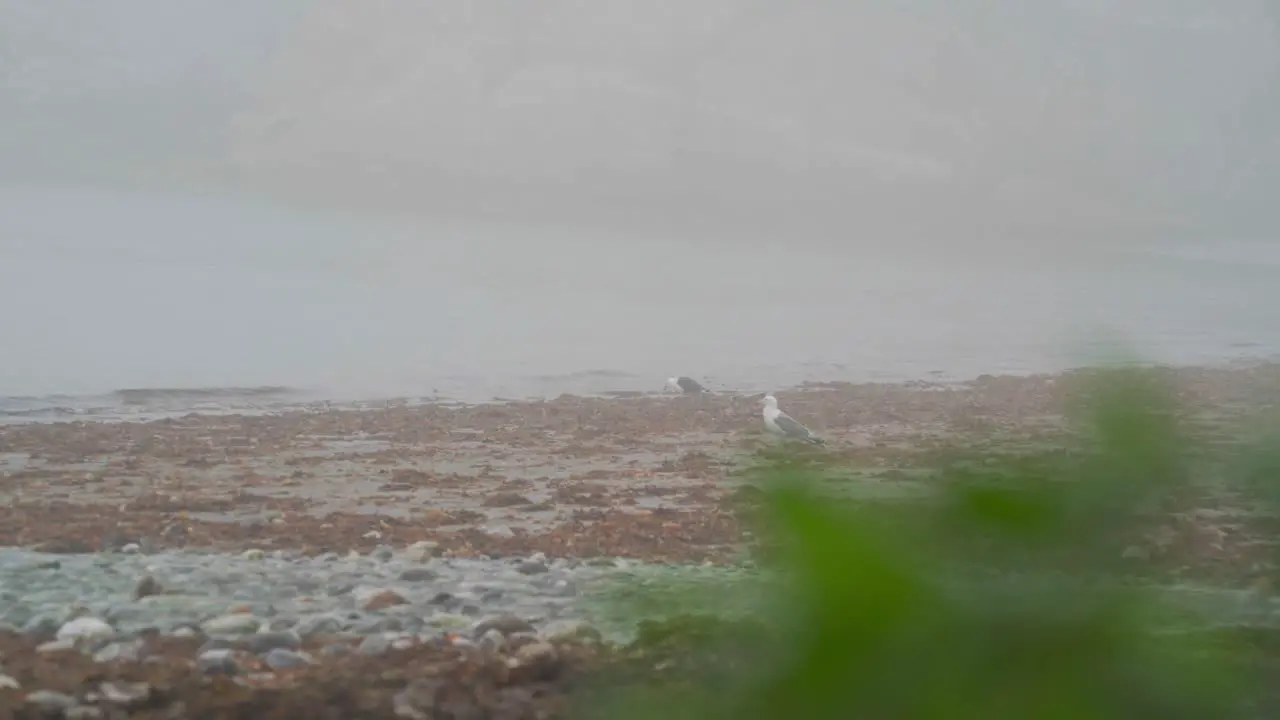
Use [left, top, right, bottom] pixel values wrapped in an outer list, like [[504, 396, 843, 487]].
[[774, 412, 814, 439], [679, 377, 706, 392]]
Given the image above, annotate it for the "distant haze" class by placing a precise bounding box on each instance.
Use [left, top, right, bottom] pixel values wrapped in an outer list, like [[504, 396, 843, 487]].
[[2, 2, 1279, 404], [3, 0, 1278, 244]]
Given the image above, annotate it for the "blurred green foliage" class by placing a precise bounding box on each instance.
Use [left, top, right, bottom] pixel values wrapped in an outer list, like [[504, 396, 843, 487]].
[[576, 367, 1277, 719]]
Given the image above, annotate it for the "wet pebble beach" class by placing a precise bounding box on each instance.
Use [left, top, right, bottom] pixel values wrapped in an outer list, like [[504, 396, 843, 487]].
[[3, 363, 1280, 717]]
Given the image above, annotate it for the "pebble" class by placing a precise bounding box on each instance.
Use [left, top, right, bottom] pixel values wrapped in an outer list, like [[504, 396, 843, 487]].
[[100, 681, 152, 706], [264, 647, 313, 669], [245, 631, 302, 655], [93, 640, 143, 664], [202, 614, 262, 635], [356, 633, 392, 656], [57, 616, 115, 641], [403, 540, 440, 562], [0, 674, 20, 690], [398, 568, 438, 582], [26, 689, 78, 711], [37, 638, 78, 654], [360, 588, 409, 611], [472, 614, 536, 638], [197, 648, 239, 675]]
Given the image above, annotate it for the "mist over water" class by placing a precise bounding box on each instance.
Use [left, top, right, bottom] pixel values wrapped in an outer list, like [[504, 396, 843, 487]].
[[2, 2, 1278, 416]]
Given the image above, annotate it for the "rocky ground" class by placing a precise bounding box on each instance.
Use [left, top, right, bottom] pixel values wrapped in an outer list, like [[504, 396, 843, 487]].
[[3, 363, 1280, 717]]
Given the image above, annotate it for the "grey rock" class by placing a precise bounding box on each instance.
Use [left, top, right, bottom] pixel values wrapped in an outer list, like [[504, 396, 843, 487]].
[[100, 680, 152, 706], [320, 643, 351, 657], [66, 706, 105, 720], [57, 616, 114, 641], [263, 648, 312, 670], [477, 628, 506, 654], [372, 546, 394, 562], [93, 640, 143, 664], [245, 631, 301, 655], [25, 690, 78, 711], [428, 592, 459, 608], [472, 614, 535, 638], [513, 641, 560, 679], [354, 616, 402, 634], [402, 540, 440, 562], [398, 568, 438, 583], [202, 614, 261, 635], [36, 638, 78, 654], [198, 637, 239, 654], [0, 675, 20, 690], [541, 619, 602, 643], [295, 615, 343, 639], [268, 617, 299, 632], [479, 589, 505, 603], [356, 633, 392, 656], [197, 648, 239, 675], [517, 560, 549, 575]]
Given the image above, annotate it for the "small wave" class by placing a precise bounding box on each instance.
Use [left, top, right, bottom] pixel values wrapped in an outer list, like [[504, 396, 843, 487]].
[[111, 385, 302, 405], [527, 369, 640, 382]]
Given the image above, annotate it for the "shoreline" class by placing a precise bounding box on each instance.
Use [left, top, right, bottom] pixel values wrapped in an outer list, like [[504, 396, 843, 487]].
[[2, 362, 1279, 563], [3, 362, 1280, 716]]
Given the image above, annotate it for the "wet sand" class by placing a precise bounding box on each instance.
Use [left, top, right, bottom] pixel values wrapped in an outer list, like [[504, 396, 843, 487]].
[[3, 363, 1280, 565]]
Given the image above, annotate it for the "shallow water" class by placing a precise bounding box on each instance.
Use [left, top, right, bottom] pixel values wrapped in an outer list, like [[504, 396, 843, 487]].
[[2, 183, 1278, 420]]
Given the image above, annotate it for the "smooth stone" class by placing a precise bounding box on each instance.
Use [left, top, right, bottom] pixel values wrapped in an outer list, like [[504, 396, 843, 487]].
[[263, 648, 313, 670], [472, 614, 535, 638], [479, 590, 505, 603], [37, 638, 78, 654], [0, 675, 20, 690], [268, 617, 298, 632], [478, 629, 506, 654], [354, 617, 402, 635], [295, 615, 343, 639], [428, 592, 459, 608], [241, 549, 265, 561], [540, 619, 601, 643], [402, 541, 440, 562], [170, 627, 199, 638], [371, 546, 394, 562], [93, 640, 143, 664], [26, 690, 77, 711], [517, 560, 549, 575], [66, 707, 105, 720], [427, 614, 470, 630], [120, 543, 141, 554], [198, 637, 238, 654], [100, 681, 151, 705], [202, 614, 262, 635], [356, 633, 392, 656], [320, 643, 351, 657], [398, 568, 438, 583], [196, 649, 239, 675], [57, 616, 115, 641], [246, 631, 302, 654], [513, 641, 560, 672]]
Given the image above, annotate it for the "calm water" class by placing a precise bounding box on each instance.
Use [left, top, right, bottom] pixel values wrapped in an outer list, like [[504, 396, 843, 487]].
[[1, 183, 1278, 421]]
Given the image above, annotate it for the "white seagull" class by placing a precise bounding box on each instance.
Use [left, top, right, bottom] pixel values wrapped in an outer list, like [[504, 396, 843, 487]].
[[665, 376, 708, 394], [761, 395, 825, 445]]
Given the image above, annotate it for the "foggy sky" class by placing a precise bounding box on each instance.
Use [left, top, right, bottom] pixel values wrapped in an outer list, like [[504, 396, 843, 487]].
[[2, 0, 1277, 244]]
